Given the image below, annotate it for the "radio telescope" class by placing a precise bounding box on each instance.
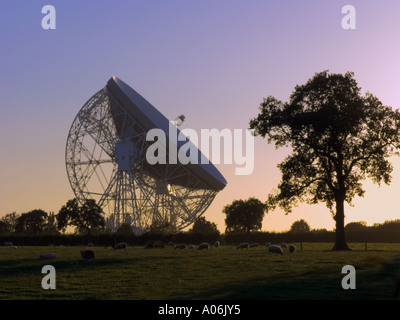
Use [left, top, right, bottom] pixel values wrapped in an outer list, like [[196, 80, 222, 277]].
[[65, 76, 227, 233]]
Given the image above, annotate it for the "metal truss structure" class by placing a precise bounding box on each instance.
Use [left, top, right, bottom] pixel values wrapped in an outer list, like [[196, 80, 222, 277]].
[[66, 86, 218, 233]]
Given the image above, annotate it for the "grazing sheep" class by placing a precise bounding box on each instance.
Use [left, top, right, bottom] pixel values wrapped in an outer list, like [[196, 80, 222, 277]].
[[80, 250, 95, 260], [266, 244, 284, 255], [12, 246, 17, 249], [174, 243, 186, 249], [280, 242, 287, 249], [188, 244, 195, 250], [114, 242, 127, 250], [4, 242, 13, 246], [144, 241, 165, 249], [198, 242, 210, 250], [289, 245, 296, 254], [213, 241, 221, 247], [167, 241, 175, 247], [39, 253, 56, 260], [86, 242, 94, 247], [237, 242, 250, 249], [250, 243, 259, 248], [265, 242, 271, 247]]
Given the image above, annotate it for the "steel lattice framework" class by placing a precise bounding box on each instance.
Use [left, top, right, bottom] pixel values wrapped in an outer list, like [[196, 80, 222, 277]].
[[66, 86, 219, 233]]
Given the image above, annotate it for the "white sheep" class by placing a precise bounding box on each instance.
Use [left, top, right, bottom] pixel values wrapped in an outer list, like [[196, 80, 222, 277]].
[[198, 242, 210, 250], [4, 242, 13, 246], [289, 245, 296, 254], [114, 242, 127, 250], [250, 242, 259, 248], [237, 242, 249, 249], [265, 242, 271, 247], [213, 241, 221, 247], [86, 242, 94, 247], [188, 244, 195, 250], [280, 242, 287, 249], [266, 244, 284, 255], [174, 243, 186, 249], [39, 253, 56, 260]]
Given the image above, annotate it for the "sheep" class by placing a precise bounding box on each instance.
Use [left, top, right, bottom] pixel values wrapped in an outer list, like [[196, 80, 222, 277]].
[[86, 242, 94, 247], [266, 244, 284, 255], [213, 241, 221, 247], [280, 242, 287, 249], [188, 244, 195, 250], [198, 242, 210, 250], [167, 241, 175, 247], [4, 242, 13, 246], [114, 242, 127, 250], [289, 245, 296, 254], [250, 242, 259, 248], [174, 243, 186, 249], [265, 242, 271, 247], [237, 242, 249, 249], [39, 253, 56, 260], [80, 250, 95, 260], [144, 241, 165, 249]]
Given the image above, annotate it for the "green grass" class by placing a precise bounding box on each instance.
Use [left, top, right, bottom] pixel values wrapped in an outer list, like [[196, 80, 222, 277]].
[[1, 243, 400, 300]]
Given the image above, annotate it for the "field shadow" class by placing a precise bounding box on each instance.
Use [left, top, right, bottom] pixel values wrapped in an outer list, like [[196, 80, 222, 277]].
[[0, 251, 180, 277], [171, 258, 400, 300]]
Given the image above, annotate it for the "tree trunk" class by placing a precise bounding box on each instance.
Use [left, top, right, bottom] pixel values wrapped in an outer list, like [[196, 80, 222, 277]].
[[332, 197, 351, 251]]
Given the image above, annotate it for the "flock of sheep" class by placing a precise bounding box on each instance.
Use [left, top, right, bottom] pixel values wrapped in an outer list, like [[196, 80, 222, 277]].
[[165, 240, 296, 255], [3, 241, 128, 261], [3, 240, 296, 261], [236, 242, 296, 255]]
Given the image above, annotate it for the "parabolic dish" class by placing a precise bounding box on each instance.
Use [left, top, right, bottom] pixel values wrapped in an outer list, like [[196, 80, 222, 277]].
[[106, 76, 227, 191], [66, 76, 227, 232]]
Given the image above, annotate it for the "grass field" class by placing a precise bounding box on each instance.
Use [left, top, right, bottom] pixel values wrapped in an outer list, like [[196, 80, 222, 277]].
[[1, 242, 400, 300]]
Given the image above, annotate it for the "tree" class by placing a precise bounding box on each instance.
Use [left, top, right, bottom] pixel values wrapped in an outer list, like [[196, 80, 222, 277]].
[[345, 221, 367, 233], [249, 70, 400, 250], [0, 221, 9, 234], [57, 198, 80, 233], [57, 198, 105, 234], [115, 223, 134, 235], [0, 212, 20, 233], [15, 209, 48, 234], [189, 216, 219, 235], [223, 197, 266, 233], [290, 219, 311, 233]]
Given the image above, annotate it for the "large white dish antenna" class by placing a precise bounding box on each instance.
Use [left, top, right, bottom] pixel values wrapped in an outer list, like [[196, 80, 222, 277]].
[[66, 76, 227, 233]]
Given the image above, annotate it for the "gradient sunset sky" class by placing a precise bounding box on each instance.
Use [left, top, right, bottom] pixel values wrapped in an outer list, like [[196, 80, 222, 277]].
[[1, 0, 400, 232]]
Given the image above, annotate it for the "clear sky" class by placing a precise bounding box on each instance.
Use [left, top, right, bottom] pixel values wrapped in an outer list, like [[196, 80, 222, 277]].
[[1, 0, 400, 232]]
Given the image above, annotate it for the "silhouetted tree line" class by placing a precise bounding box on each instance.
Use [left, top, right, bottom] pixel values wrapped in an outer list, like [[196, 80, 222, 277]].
[[2, 206, 400, 245]]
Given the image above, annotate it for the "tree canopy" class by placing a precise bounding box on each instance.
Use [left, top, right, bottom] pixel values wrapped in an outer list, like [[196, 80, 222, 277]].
[[15, 209, 48, 234], [57, 198, 105, 234], [189, 216, 219, 235], [249, 70, 400, 250], [223, 197, 266, 233], [290, 219, 311, 233]]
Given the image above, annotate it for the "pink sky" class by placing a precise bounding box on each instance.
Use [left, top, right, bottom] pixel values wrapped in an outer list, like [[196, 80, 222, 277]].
[[1, 1, 400, 232]]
